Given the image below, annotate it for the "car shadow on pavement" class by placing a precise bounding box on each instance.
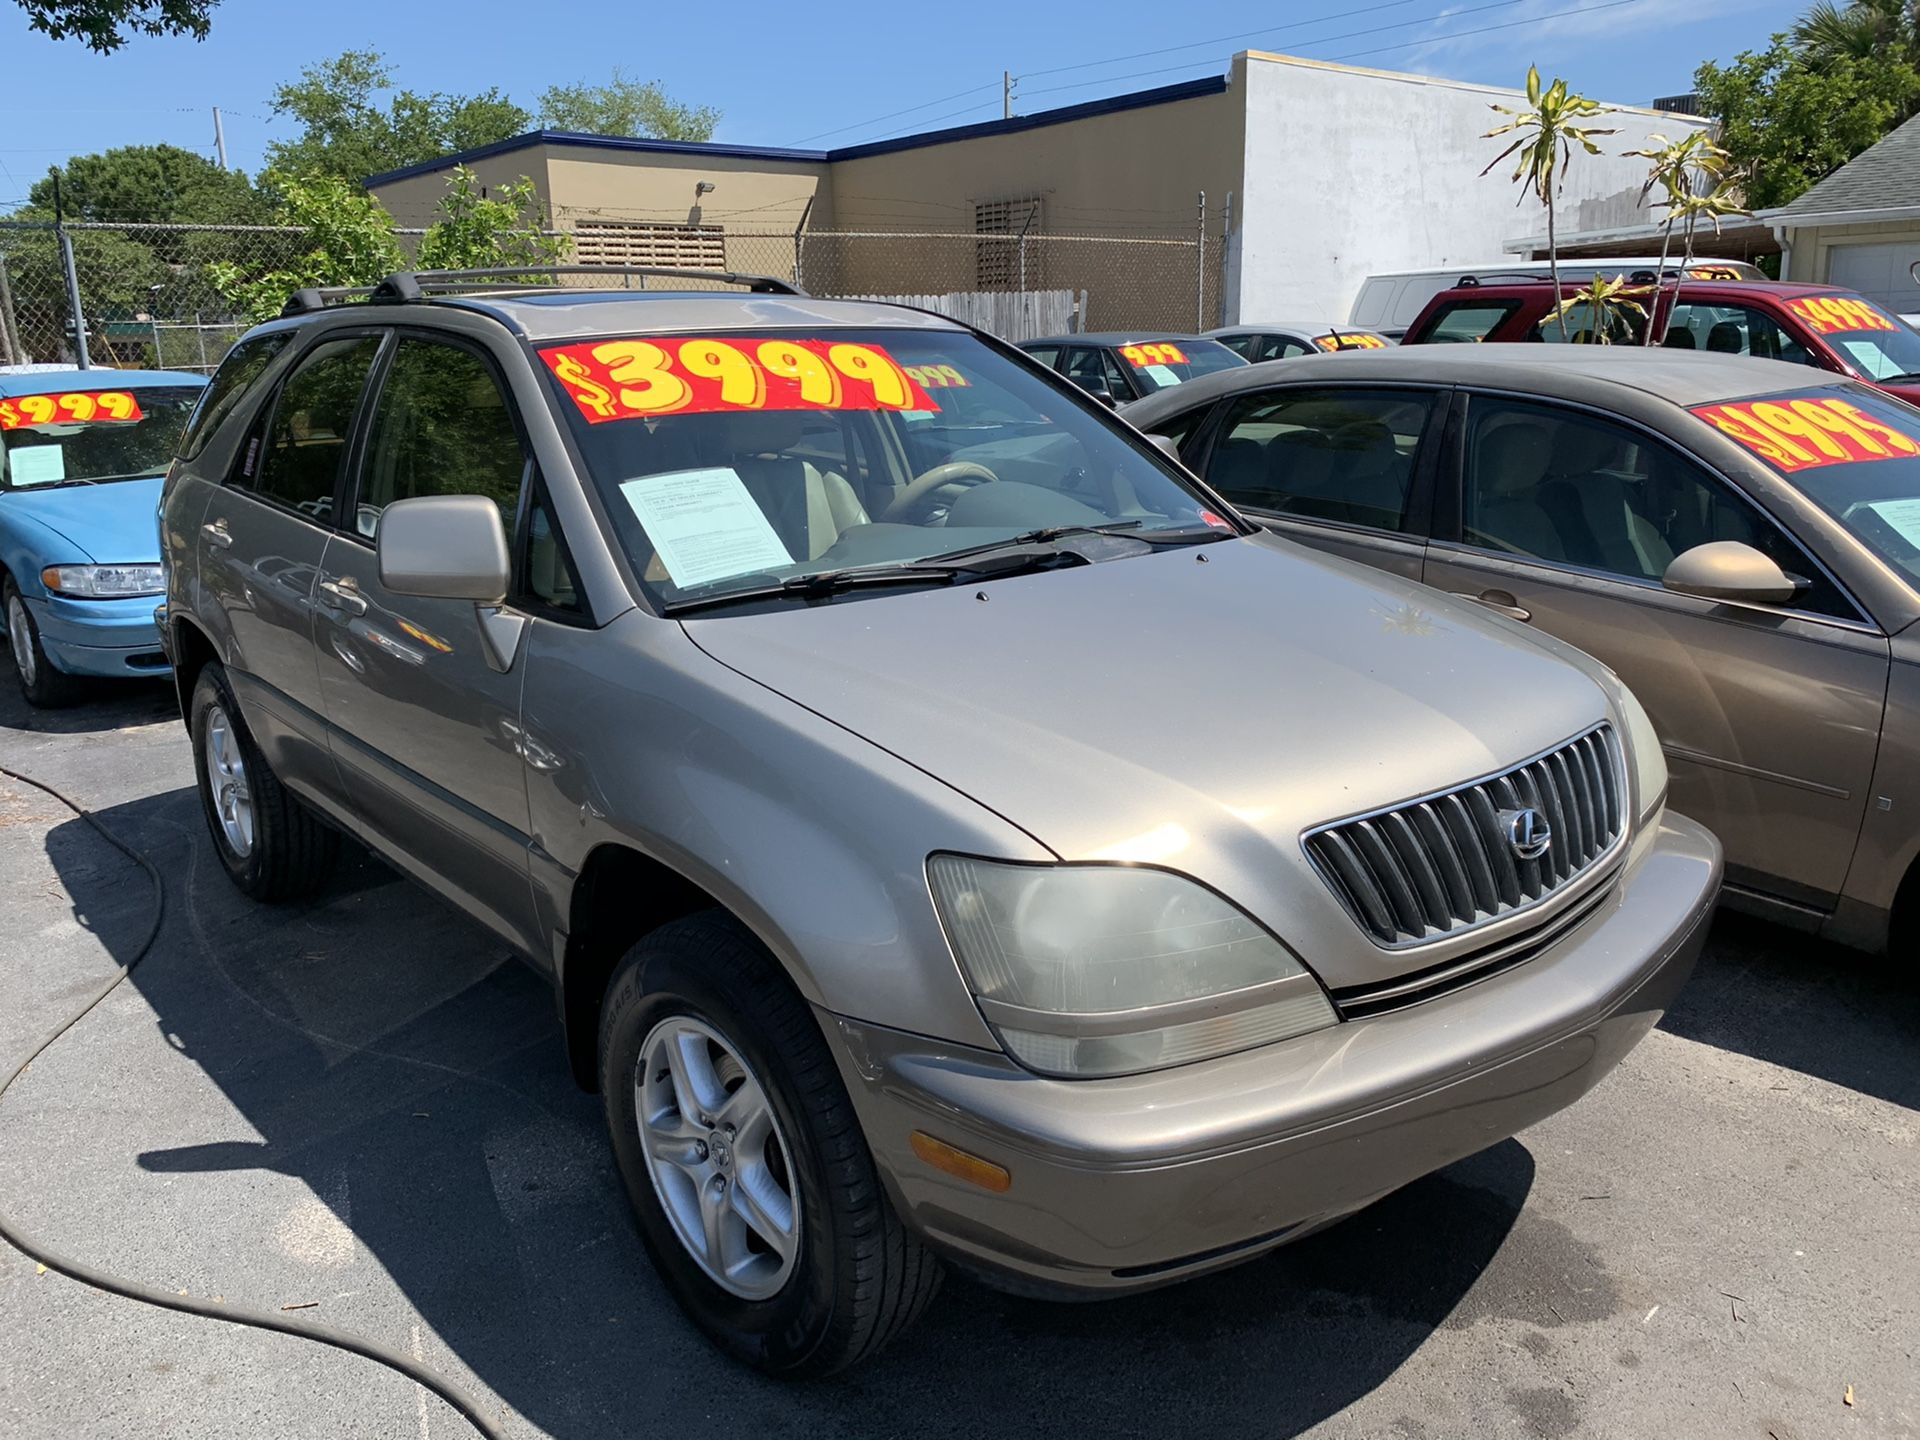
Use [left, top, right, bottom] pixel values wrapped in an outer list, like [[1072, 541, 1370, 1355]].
[[38, 786, 1543, 1440], [0, 676, 178, 736], [1660, 911, 1918, 1112]]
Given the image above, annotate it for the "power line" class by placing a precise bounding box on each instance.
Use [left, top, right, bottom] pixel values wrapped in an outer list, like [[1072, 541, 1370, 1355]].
[[1020, 0, 1424, 79], [1329, 0, 1645, 60], [792, 83, 1001, 144]]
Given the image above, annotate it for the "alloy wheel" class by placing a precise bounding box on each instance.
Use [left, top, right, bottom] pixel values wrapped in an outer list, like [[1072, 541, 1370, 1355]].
[[7, 596, 36, 687], [203, 703, 255, 857], [635, 1015, 801, 1300]]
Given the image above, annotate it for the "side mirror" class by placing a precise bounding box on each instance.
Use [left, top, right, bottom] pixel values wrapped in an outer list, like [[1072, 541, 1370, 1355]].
[[1661, 540, 1802, 605], [377, 495, 510, 603], [1148, 433, 1183, 461], [1073, 377, 1117, 407]]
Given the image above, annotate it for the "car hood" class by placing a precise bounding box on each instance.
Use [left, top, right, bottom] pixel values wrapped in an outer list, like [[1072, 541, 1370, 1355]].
[[1870, 378, 1920, 408], [0, 476, 164, 563], [683, 533, 1619, 989]]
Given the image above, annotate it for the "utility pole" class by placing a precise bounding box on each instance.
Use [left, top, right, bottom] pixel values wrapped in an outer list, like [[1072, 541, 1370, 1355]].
[[0, 252, 21, 365], [1195, 190, 1207, 333], [212, 106, 228, 169], [1003, 71, 1013, 119], [51, 173, 90, 369]]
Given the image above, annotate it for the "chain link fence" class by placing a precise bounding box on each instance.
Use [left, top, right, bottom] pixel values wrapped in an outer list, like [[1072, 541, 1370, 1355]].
[[0, 219, 1226, 372]]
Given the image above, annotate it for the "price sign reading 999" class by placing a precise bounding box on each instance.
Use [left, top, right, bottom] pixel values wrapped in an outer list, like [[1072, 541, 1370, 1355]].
[[540, 338, 940, 422], [0, 391, 145, 430]]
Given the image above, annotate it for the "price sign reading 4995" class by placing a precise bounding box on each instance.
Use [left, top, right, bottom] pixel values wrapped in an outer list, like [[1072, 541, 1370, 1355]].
[[0, 391, 144, 430], [540, 338, 939, 422]]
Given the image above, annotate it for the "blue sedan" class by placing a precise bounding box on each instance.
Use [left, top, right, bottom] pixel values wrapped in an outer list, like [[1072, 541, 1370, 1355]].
[[1, 367, 206, 706]]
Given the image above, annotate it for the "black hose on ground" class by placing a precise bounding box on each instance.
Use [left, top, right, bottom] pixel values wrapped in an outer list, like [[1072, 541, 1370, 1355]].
[[0, 760, 508, 1440]]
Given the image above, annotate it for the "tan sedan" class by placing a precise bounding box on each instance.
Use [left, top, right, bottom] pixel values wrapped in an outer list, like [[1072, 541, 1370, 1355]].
[[1127, 345, 1920, 954]]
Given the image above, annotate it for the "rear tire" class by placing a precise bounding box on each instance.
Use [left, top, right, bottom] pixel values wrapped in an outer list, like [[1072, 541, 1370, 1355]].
[[189, 662, 337, 900], [599, 910, 941, 1376], [5, 580, 85, 709]]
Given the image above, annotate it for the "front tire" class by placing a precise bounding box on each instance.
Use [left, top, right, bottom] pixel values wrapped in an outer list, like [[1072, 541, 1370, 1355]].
[[189, 662, 337, 900], [599, 911, 941, 1376], [5, 580, 84, 709]]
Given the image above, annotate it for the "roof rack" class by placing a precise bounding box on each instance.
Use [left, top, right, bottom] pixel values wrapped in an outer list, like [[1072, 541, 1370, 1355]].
[[1454, 269, 1672, 290], [281, 265, 806, 316]]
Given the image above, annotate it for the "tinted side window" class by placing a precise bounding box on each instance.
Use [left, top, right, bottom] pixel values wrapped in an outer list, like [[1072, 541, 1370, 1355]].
[[1461, 398, 1850, 616], [1664, 303, 1815, 365], [182, 332, 292, 460], [1023, 346, 1060, 369], [243, 335, 381, 518], [524, 479, 583, 614], [354, 338, 525, 538], [1422, 302, 1517, 344], [1536, 300, 1644, 345], [1062, 348, 1109, 390], [1207, 387, 1434, 532], [1216, 335, 1257, 358]]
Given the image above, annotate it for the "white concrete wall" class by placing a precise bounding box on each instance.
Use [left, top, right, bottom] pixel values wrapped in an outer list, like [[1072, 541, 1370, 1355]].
[[1231, 53, 1710, 323]]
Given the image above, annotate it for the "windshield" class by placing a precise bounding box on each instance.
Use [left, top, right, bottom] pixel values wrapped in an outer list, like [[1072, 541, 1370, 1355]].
[[0, 384, 203, 490], [1114, 339, 1245, 393], [1689, 384, 1920, 591], [1779, 294, 1920, 381], [540, 328, 1233, 609]]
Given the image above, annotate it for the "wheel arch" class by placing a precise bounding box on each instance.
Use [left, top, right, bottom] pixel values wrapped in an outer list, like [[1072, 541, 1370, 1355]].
[[167, 613, 221, 729]]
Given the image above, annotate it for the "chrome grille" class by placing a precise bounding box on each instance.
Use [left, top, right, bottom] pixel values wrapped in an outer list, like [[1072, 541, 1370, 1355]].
[[1305, 725, 1624, 948]]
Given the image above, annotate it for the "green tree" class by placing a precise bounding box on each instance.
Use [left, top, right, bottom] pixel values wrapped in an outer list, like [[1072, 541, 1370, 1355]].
[[537, 68, 719, 141], [1695, 37, 1920, 208], [1793, 0, 1920, 66], [207, 171, 405, 324], [1483, 66, 1616, 337], [14, 0, 213, 50], [26, 143, 262, 226], [415, 166, 571, 273], [266, 50, 531, 182]]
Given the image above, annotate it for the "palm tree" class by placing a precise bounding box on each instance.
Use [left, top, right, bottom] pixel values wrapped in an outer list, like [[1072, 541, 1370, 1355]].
[[1549, 274, 1648, 344], [1483, 67, 1616, 338], [1794, 0, 1919, 65]]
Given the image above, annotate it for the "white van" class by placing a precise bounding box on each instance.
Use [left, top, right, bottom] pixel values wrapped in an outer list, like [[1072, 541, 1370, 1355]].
[[1350, 258, 1766, 337]]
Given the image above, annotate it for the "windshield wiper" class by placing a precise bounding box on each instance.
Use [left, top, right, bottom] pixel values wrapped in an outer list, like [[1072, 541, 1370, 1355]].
[[921, 518, 1231, 566], [664, 562, 972, 615]]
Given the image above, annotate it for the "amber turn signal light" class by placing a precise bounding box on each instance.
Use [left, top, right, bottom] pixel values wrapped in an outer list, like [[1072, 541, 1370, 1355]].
[[909, 1131, 1011, 1193]]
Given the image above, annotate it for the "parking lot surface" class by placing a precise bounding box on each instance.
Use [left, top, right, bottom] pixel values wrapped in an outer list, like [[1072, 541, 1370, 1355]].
[[0, 680, 1914, 1440]]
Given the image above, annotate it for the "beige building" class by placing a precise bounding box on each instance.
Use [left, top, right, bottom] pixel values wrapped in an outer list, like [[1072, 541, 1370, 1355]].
[[369, 51, 1704, 330]]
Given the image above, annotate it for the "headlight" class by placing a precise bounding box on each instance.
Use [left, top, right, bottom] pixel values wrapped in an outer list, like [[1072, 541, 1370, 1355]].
[[928, 856, 1337, 1078], [41, 564, 165, 599], [1613, 682, 1668, 826]]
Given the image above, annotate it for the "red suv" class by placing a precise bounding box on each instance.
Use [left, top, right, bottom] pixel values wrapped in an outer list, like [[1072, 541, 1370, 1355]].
[[1403, 277, 1920, 406]]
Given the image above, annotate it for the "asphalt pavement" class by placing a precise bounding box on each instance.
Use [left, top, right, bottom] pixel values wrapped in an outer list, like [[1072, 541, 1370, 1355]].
[[0, 677, 1914, 1440]]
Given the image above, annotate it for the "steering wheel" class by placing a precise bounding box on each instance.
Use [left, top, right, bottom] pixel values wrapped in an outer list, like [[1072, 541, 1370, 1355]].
[[880, 461, 1001, 524]]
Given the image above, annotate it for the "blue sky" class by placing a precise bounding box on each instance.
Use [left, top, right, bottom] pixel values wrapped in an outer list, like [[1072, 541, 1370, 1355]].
[[1, 0, 1806, 204]]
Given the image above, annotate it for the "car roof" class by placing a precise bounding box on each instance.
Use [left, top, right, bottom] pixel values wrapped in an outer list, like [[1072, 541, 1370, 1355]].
[[1432, 279, 1845, 303], [1021, 333, 1214, 347], [1119, 345, 1856, 425], [0, 367, 205, 397], [1207, 322, 1366, 337], [370, 290, 972, 344]]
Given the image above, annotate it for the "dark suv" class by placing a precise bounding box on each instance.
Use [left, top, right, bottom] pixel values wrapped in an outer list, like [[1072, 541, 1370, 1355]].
[[1404, 277, 1920, 406]]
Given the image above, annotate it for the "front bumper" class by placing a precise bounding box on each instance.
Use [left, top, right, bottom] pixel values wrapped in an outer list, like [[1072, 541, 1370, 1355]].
[[28, 592, 171, 678], [827, 811, 1721, 1297]]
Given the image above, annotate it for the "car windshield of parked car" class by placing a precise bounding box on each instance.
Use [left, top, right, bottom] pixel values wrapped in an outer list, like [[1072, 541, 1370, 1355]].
[[1784, 295, 1920, 381], [1116, 339, 1246, 392], [0, 384, 202, 490], [540, 328, 1231, 608], [1690, 384, 1920, 591]]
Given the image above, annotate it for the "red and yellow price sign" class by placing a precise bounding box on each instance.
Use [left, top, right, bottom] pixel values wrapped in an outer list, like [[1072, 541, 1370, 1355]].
[[1687, 265, 1744, 280], [1119, 342, 1188, 367], [1782, 295, 1898, 336], [540, 338, 940, 423], [1314, 333, 1388, 352], [0, 391, 144, 430], [1691, 394, 1920, 473], [903, 363, 969, 389]]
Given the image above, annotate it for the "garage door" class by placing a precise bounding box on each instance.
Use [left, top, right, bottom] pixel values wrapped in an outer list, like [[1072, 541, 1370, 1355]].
[[1824, 241, 1920, 315]]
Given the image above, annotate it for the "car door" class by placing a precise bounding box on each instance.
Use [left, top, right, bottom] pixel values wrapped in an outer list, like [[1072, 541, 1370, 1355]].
[[311, 331, 541, 952], [1188, 383, 1447, 582], [1422, 391, 1891, 906], [197, 331, 385, 809]]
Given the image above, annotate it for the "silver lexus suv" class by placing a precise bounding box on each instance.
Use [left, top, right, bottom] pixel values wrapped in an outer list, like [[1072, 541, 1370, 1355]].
[[158, 269, 1722, 1375]]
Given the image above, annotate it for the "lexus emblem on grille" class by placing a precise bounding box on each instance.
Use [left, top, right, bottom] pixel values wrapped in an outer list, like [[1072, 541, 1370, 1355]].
[[1500, 807, 1553, 861]]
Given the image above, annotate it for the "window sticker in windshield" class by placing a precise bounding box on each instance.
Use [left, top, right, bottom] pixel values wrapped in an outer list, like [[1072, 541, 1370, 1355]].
[[5, 445, 67, 486], [542, 339, 939, 423], [903, 363, 969, 389], [0, 391, 145, 429], [1856, 497, 1920, 552], [1782, 296, 1898, 336], [1314, 333, 1388, 352], [616, 467, 794, 590], [1690, 395, 1920, 473], [1120, 343, 1187, 367]]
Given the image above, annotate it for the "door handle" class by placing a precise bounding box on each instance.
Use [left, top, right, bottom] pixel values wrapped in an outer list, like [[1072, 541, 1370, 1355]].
[[1453, 589, 1532, 623], [318, 576, 369, 616], [200, 518, 232, 549]]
